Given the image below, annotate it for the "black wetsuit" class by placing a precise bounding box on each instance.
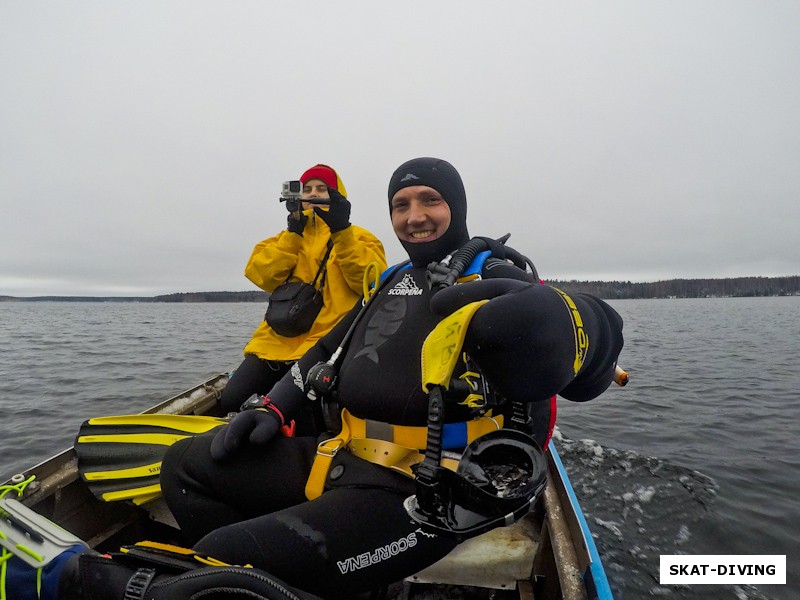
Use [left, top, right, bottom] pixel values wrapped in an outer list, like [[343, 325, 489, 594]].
[[160, 259, 623, 599]]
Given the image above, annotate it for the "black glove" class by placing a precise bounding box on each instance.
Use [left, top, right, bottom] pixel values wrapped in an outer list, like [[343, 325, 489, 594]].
[[430, 279, 591, 402], [314, 187, 351, 233], [287, 210, 308, 235], [210, 407, 282, 460]]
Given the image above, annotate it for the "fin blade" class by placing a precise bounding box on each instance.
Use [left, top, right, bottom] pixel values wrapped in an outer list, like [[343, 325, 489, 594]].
[[81, 461, 162, 481], [75, 413, 227, 503]]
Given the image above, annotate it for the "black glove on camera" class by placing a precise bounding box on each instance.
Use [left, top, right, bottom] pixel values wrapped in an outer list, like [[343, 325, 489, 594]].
[[287, 210, 308, 235], [314, 188, 351, 233]]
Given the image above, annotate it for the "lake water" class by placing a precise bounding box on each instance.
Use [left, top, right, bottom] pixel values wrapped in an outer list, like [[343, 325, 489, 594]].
[[1, 298, 797, 599]]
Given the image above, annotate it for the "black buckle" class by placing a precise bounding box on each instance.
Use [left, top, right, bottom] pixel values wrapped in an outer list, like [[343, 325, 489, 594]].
[[124, 568, 156, 600]]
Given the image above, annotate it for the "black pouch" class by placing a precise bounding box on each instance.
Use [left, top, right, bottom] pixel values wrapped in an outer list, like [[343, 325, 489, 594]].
[[265, 240, 332, 338], [265, 281, 324, 337]]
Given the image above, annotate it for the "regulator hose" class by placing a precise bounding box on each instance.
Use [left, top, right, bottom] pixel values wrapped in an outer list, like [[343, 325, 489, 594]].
[[426, 237, 494, 291]]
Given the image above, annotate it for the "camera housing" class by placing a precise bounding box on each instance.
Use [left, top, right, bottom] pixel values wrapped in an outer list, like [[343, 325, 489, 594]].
[[282, 180, 303, 198], [280, 180, 303, 212], [279, 179, 331, 212]]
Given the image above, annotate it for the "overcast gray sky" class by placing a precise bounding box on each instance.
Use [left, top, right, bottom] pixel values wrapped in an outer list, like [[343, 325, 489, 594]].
[[2, 1, 798, 297]]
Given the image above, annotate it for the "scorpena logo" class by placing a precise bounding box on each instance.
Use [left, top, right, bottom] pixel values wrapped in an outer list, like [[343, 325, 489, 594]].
[[388, 273, 423, 296], [336, 532, 418, 574], [291, 362, 304, 390]]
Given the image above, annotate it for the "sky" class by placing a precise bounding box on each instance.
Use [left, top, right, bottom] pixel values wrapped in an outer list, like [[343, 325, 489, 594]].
[[2, 1, 798, 297]]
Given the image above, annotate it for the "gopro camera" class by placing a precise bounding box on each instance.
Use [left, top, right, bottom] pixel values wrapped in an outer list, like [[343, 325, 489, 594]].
[[280, 180, 303, 212]]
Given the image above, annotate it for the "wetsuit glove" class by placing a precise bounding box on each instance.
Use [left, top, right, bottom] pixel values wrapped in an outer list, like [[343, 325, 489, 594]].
[[313, 187, 351, 233], [287, 210, 308, 235], [430, 279, 623, 403], [210, 405, 282, 460]]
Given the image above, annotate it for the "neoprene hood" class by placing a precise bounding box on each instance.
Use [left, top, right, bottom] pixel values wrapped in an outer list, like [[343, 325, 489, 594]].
[[388, 157, 470, 267]]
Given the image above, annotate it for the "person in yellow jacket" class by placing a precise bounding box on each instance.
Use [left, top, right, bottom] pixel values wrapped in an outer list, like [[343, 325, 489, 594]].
[[219, 164, 387, 429]]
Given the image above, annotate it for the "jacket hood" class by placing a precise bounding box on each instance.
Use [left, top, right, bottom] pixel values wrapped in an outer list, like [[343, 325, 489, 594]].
[[301, 164, 348, 198]]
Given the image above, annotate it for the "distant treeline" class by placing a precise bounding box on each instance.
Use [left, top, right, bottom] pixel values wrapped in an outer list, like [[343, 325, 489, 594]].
[[2, 276, 798, 302], [546, 276, 800, 299], [153, 291, 267, 303], [0, 291, 268, 303]]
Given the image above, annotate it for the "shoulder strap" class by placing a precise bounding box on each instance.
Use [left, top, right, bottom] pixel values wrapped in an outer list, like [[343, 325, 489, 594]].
[[311, 239, 334, 289]]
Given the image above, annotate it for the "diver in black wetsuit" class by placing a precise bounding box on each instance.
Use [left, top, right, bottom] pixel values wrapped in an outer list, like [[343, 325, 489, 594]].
[[35, 158, 623, 600], [156, 157, 624, 598]]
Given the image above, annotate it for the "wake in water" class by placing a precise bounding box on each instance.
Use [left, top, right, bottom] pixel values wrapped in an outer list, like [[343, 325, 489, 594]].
[[554, 429, 774, 600]]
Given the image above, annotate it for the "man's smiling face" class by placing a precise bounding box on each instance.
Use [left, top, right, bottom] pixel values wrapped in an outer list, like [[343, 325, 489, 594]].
[[390, 185, 451, 244]]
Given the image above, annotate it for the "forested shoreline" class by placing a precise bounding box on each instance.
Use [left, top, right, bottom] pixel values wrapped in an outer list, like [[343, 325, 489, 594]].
[[2, 276, 798, 302], [547, 275, 800, 300]]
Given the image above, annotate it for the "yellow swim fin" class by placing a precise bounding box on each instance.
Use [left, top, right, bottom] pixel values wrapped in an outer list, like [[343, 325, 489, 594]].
[[75, 414, 227, 504]]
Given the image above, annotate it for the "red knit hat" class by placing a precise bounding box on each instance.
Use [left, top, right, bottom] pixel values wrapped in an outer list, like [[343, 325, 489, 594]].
[[300, 164, 338, 190]]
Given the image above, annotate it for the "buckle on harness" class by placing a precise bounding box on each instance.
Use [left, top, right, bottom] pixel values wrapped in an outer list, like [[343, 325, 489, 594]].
[[316, 437, 344, 457]]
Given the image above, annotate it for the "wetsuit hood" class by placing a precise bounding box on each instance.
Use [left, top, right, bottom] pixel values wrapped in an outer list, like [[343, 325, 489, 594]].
[[388, 157, 470, 267]]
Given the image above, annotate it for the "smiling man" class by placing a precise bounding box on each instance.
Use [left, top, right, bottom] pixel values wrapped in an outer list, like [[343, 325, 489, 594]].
[[390, 185, 451, 242], [387, 157, 469, 267]]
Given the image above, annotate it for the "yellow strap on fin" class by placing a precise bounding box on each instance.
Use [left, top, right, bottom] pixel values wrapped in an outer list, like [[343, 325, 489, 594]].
[[421, 300, 489, 393], [101, 483, 161, 503], [82, 461, 163, 482], [84, 414, 227, 433], [133, 541, 196, 555]]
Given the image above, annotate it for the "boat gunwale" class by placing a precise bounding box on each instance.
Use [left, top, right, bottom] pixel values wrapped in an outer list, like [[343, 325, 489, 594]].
[[3, 372, 613, 599]]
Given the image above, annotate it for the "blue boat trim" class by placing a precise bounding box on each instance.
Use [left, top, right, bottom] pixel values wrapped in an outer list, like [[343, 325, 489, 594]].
[[549, 442, 614, 600]]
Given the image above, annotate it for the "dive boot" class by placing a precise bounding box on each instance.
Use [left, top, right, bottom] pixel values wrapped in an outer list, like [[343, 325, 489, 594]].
[[76, 543, 326, 600]]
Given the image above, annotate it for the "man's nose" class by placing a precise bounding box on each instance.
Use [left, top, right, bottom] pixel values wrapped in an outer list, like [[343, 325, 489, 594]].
[[407, 202, 426, 223]]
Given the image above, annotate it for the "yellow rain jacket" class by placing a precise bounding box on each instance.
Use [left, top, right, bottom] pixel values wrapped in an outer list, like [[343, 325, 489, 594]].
[[243, 212, 387, 361]]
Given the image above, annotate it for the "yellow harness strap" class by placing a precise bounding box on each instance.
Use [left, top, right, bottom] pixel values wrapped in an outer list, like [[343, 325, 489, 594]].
[[346, 437, 428, 477], [305, 413, 352, 501], [342, 409, 503, 449], [305, 299, 494, 500], [304, 409, 504, 499], [421, 300, 489, 392]]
